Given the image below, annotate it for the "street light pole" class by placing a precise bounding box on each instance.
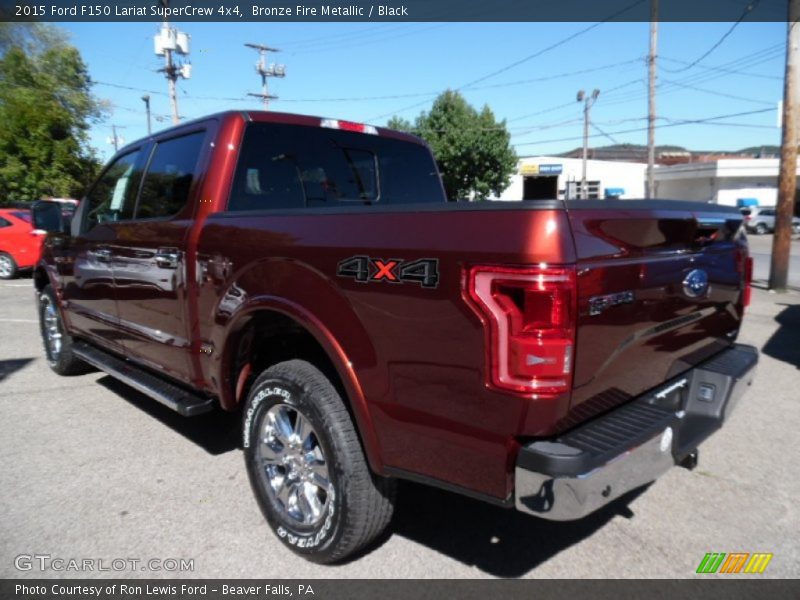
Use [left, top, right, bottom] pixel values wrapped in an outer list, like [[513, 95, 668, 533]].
[[577, 89, 600, 200], [142, 94, 152, 136]]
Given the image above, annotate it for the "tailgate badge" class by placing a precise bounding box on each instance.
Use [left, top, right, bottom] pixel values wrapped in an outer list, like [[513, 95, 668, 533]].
[[588, 290, 635, 316], [683, 269, 709, 298]]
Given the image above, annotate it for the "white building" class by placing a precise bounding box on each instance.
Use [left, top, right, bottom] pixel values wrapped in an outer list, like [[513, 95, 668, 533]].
[[653, 159, 797, 207], [495, 156, 646, 201]]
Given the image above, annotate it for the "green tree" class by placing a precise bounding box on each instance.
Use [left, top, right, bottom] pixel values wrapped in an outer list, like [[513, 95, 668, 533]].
[[387, 90, 517, 200], [0, 24, 105, 203]]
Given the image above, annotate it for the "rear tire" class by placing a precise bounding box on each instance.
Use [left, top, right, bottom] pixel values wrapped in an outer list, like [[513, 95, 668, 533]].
[[754, 223, 768, 235], [0, 252, 18, 279], [243, 360, 395, 563], [38, 285, 91, 376]]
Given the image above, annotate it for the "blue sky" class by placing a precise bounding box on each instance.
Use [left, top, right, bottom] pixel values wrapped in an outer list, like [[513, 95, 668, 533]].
[[59, 20, 786, 162]]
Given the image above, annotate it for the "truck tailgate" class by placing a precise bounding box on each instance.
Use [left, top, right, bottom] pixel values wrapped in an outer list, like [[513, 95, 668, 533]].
[[563, 201, 748, 427]]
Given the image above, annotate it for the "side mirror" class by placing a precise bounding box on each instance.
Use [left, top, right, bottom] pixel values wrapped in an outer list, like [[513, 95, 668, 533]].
[[32, 201, 67, 235]]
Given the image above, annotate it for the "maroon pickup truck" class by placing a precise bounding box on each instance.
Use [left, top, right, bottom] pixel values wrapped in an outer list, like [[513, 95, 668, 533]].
[[33, 111, 757, 563]]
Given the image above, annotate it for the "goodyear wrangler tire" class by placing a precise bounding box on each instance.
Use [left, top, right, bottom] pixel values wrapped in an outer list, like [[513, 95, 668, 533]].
[[243, 359, 395, 563]]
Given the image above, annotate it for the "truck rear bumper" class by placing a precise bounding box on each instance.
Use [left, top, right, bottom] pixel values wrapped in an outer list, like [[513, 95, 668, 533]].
[[515, 343, 758, 521]]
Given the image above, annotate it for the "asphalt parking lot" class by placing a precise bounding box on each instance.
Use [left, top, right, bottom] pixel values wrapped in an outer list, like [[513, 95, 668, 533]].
[[747, 233, 800, 290], [1, 273, 798, 579]]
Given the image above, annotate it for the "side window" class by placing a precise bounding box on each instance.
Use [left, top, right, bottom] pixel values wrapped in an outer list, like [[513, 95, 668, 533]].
[[227, 123, 445, 211], [136, 131, 205, 220], [0, 217, 10, 228], [84, 150, 142, 232], [228, 127, 307, 211]]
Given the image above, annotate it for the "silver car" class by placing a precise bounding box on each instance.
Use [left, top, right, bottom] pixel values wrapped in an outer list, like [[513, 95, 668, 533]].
[[741, 207, 800, 235]]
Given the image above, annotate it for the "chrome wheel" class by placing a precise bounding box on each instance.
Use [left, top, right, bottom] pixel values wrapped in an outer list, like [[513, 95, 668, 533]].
[[0, 255, 12, 278], [257, 403, 332, 526], [41, 295, 62, 361]]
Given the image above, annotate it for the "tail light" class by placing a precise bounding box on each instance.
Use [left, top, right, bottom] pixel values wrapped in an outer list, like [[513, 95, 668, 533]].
[[465, 265, 577, 395], [744, 256, 753, 308], [735, 246, 753, 309]]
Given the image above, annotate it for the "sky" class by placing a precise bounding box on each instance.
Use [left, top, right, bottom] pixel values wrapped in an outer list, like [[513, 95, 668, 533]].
[[58, 19, 787, 163]]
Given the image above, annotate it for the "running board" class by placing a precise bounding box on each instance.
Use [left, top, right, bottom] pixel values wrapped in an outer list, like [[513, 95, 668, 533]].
[[73, 341, 215, 416]]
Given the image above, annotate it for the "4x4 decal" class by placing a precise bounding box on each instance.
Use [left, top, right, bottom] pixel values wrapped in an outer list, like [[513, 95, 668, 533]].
[[337, 256, 439, 288]]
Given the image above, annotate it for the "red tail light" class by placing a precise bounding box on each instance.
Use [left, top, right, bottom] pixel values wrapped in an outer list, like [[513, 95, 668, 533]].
[[735, 246, 753, 309], [744, 256, 753, 308], [466, 265, 576, 395]]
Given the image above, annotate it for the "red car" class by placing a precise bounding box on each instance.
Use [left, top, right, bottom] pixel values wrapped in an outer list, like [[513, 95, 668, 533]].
[[0, 208, 46, 279]]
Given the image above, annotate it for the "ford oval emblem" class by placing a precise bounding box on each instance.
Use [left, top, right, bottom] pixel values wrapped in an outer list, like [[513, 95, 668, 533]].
[[683, 269, 709, 298]]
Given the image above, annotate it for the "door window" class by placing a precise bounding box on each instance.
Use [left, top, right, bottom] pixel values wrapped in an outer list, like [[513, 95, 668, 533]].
[[136, 131, 205, 219], [83, 150, 143, 232]]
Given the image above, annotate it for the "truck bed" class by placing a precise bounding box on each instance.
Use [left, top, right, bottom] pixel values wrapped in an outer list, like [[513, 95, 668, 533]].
[[193, 199, 747, 499]]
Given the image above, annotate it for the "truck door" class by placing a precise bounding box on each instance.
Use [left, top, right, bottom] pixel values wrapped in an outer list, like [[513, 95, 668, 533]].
[[61, 148, 146, 353], [111, 129, 208, 384]]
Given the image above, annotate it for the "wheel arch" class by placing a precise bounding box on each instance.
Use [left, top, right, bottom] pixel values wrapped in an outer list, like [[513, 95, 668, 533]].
[[220, 299, 385, 474]]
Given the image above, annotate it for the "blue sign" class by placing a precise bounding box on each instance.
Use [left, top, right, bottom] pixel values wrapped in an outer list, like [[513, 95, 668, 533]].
[[539, 164, 563, 175]]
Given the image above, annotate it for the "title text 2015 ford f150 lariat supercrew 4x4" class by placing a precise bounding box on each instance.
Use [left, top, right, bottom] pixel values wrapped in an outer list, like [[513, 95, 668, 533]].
[[33, 111, 757, 563]]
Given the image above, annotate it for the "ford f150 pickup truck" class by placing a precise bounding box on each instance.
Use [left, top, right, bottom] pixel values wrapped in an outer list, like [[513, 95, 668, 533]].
[[33, 111, 757, 563]]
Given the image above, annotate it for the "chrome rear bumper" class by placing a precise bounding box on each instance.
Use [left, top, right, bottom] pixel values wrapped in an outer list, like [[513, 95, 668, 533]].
[[515, 344, 758, 521]]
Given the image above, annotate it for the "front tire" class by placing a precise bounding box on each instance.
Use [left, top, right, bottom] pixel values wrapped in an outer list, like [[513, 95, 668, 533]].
[[38, 285, 91, 375], [243, 360, 395, 563], [0, 252, 18, 279], [754, 223, 768, 235]]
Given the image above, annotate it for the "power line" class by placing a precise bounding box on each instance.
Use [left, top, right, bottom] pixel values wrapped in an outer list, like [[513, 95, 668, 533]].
[[661, 0, 763, 74], [591, 48, 783, 110], [88, 60, 643, 106], [661, 79, 776, 106], [514, 107, 776, 146], [459, 0, 646, 90], [660, 54, 783, 80], [591, 122, 621, 145], [85, 41, 778, 114], [367, 0, 647, 121]]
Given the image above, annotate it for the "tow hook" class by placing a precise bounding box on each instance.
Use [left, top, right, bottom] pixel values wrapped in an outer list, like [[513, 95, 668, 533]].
[[679, 449, 699, 471]]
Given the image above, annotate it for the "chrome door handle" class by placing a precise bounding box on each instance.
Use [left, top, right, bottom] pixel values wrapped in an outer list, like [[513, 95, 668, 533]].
[[155, 248, 181, 269], [94, 248, 112, 263]]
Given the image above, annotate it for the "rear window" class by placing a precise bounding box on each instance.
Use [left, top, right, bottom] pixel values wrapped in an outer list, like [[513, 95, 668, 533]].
[[227, 123, 444, 211], [11, 211, 31, 223]]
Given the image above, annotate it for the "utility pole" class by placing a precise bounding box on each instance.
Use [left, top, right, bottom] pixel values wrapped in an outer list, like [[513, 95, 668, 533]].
[[142, 94, 152, 135], [770, 0, 800, 292], [154, 11, 191, 125], [577, 89, 600, 199], [107, 125, 125, 152], [245, 43, 286, 109], [647, 0, 659, 198]]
